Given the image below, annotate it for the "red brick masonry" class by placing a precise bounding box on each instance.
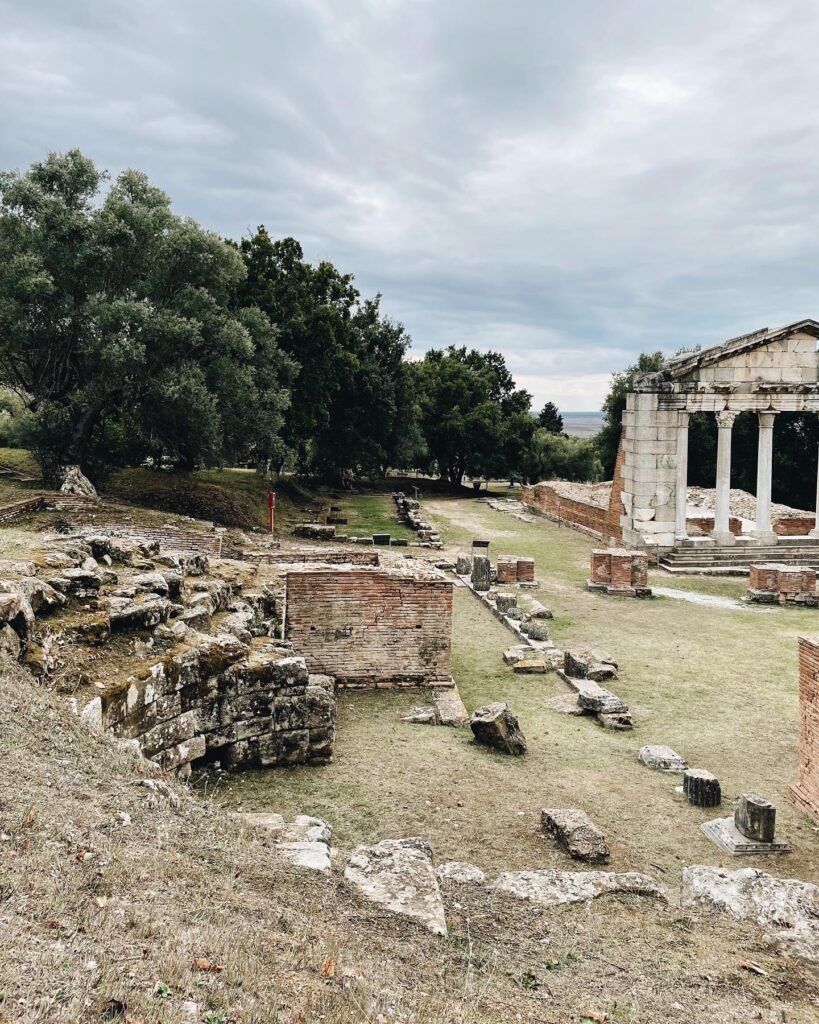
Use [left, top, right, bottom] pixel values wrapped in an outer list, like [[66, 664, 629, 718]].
[[284, 568, 453, 688], [748, 563, 816, 603], [589, 549, 650, 597], [790, 636, 819, 823], [496, 556, 535, 584]]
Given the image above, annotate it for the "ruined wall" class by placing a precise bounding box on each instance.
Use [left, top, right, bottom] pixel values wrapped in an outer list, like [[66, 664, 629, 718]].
[[789, 635, 819, 823], [99, 634, 335, 772], [284, 568, 452, 687], [520, 483, 620, 540], [619, 393, 680, 548]]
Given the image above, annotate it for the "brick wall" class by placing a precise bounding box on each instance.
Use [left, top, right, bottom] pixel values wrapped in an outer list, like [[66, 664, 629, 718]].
[[789, 635, 819, 823], [591, 549, 647, 590], [496, 556, 535, 583], [774, 517, 815, 536], [749, 563, 816, 597], [284, 568, 452, 687], [520, 483, 620, 540], [686, 516, 743, 537]]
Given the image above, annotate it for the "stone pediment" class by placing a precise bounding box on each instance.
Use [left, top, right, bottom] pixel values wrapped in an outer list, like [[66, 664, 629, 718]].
[[637, 319, 819, 391]]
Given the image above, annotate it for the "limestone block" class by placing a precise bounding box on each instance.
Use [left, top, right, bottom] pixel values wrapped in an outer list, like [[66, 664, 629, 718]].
[[345, 837, 447, 935], [633, 508, 656, 522], [437, 861, 486, 885], [470, 702, 527, 755], [493, 869, 665, 908], [639, 744, 687, 772], [541, 808, 610, 863]]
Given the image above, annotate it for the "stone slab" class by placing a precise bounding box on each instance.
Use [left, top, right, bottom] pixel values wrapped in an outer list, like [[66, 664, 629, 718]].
[[700, 816, 791, 855]]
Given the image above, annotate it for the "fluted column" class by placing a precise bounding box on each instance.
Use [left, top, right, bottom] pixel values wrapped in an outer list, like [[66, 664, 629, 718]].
[[811, 438, 819, 539], [753, 412, 777, 540], [674, 410, 690, 541], [713, 410, 737, 545]]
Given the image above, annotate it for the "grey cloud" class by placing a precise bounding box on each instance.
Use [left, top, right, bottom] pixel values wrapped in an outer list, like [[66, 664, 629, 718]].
[[2, 0, 819, 408]]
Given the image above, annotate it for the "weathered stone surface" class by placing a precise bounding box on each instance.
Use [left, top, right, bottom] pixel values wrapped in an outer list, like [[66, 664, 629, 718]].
[[597, 710, 634, 731], [433, 687, 469, 726], [437, 861, 486, 885], [735, 794, 776, 843], [132, 571, 171, 596], [541, 808, 610, 863], [521, 620, 550, 642], [401, 705, 438, 724], [513, 658, 547, 674], [503, 646, 530, 665], [455, 554, 471, 575], [494, 592, 517, 614], [527, 600, 553, 619], [80, 696, 103, 733], [13, 577, 66, 614], [470, 702, 527, 755], [639, 744, 688, 772], [563, 649, 618, 681], [683, 769, 721, 808], [293, 523, 336, 540], [345, 838, 447, 935], [575, 681, 628, 715], [680, 865, 819, 963], [471, 555, 491, 593], [133, 778, 180, 809], [493, 870, 665, 907], [178, 605, 212, 631], [109, 596, 172, 631], [0, 623, 21, 658]]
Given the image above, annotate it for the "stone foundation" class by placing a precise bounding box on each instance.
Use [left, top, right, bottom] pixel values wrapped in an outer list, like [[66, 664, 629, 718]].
[[99, 633, 335, 773], [284, 567, 453, 688], [496, 556, 535, 584], [747, 564, 817, 605], [587, 549, 651, 597], [789, 635, 819, 822]]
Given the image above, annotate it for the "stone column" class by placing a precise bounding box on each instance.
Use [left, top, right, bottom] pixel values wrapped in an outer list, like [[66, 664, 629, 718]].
[[753, 412, 777, 541], [811, 439, 819, 539], [713, 410, 737, 545], [674, 410, 690, 542]]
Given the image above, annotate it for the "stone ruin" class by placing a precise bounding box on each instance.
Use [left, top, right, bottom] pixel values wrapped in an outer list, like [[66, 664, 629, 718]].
[[284, 564, 453, 689], [790, 634, 819, 823], [747, 563, 817, 605], [587, 548, 651, 597]]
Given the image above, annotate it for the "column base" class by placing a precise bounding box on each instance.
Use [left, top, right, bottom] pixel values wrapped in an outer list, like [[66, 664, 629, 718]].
[[711, 531, 737, 546], [751, 530, 778, 543], [809, 528, 819, 539]]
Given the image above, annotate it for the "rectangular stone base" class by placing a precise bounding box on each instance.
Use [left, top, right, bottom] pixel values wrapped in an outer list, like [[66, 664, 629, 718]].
[[747, 588, 818, 606], [789, 782, 819, 823], [700, 816, 791, 855], [587, 580, 653, 598]]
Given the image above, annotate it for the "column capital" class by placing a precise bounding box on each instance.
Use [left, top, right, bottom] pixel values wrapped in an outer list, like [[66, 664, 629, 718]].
[[716, 410, 738, 429], [678, 409, 691, 426], [758, 411, 777, 430]]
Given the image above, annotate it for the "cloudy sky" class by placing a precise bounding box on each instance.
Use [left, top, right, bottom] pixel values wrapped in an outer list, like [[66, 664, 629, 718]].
[[2, 1, 819, 410]]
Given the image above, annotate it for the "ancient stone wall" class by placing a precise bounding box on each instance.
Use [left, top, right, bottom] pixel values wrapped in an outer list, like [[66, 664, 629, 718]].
[[99, 633, 335, 773], [284, 568, 453, 687], [520, 483, 620, 540], [790, 635, 819, 823]]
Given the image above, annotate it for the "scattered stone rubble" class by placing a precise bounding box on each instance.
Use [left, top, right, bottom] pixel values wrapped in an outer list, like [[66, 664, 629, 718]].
[[470, 702, 527, 755], [345, 837, 448, 936], [238, 812, 333, 872], [493, 869, 666, 908], [558, 651, 633, 729], [681, 866, 819, 963], [393, 492, 443, 549], [541, 808, 610, 863], [399, 685, 469, 727], [638, 745, 688, 772]]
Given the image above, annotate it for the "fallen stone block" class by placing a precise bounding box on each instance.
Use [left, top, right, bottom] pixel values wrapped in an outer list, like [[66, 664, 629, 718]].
[[513, 658, 547, 674], [433, 687, 469, 727], [455, 554, 471, 575], [564, 650, 618, 681], [503, 646, 530, 665], [292, 523, 336, 541], [239, 813, 333, 872], [541, 808, 610, 863], [735, 793, 776, 843], [493, 869, 666, 908], [437, 861, 486, 886], [639, 745, 688, 772], [345, 837, 447, 935], [400, 705, 438, 725], [683, 769, 721, 808], [521, 620, 550, 642], [527, 600, 553, 619], [470, 702, 527, 755], [596, 710, 633, 731], [680, 865, 819, 963], [109, 596, 172, 631], [494, 592, 517, 614]]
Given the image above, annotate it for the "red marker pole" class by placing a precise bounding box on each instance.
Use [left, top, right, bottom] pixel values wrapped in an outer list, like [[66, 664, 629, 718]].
[[267, 491, 276, 533]]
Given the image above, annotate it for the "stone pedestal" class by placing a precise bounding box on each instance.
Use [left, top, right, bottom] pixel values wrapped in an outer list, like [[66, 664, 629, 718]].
[[683, 768, 721, 808], [471, 555, 491, 592]]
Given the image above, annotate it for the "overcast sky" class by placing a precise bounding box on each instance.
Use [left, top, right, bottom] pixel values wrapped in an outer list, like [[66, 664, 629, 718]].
[[3, 1, 819, 410]]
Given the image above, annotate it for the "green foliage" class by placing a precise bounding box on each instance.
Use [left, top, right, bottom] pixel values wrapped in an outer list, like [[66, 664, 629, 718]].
[[525, 428, 602, 483], [413, 346, 533, 485], [597, 351, 664, 477], [0, 151, 293, 482], [536, 400, 563, 434]]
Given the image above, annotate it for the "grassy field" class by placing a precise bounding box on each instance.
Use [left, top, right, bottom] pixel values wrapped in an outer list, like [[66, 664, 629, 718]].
[[213, 493, 819, 1021]]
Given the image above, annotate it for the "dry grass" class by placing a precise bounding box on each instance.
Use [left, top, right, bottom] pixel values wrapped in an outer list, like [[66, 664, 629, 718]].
[[3, 496, 819, 1022]]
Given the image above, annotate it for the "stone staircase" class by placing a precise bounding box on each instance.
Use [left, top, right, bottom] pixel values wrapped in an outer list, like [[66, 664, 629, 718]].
[[659, 539, 819, 575]]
